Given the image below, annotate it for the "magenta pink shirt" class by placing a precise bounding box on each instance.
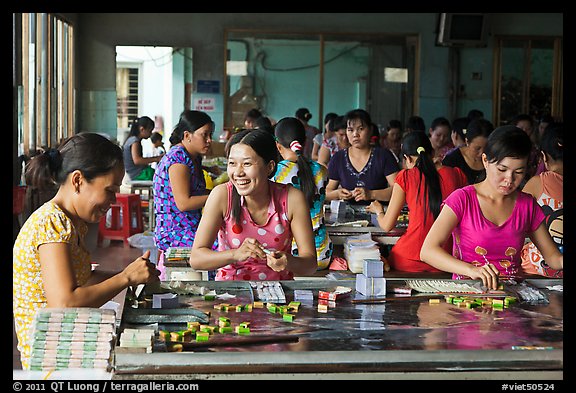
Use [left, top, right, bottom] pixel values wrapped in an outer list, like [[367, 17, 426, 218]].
[[444, 185, 545, 278], [216, 181, 294, 281]]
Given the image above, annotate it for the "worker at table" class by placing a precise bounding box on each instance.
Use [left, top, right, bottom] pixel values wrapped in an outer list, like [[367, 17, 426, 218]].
[[325, 109, 399, 205]]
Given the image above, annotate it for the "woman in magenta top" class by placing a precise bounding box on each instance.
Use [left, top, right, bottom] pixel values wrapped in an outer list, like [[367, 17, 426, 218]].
[[421, 126, 563, 289], [367, 131, 467, 272], [188, 129, 317, 280]]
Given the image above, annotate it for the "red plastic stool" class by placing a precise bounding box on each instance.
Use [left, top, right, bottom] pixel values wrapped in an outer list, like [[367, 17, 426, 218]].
[[97, 193, 143, 248]]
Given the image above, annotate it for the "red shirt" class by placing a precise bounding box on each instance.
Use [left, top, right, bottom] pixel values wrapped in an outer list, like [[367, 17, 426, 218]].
[[388, 166, 467, 272]]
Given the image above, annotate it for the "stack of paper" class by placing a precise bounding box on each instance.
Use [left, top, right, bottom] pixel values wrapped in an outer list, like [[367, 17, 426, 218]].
[[118, 328, 155, 353], [28, 308, 116, 371], [343, 234, 381, 273], [165, 247, 192, 261]]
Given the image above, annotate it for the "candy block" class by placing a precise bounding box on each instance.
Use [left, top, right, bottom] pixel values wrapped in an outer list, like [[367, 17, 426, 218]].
[[363, 259, 384, 278], [283, 314, 295, 322], [355, 274, 386, 297], [317, 304, 328, 313], [196, 332, 210, 342]]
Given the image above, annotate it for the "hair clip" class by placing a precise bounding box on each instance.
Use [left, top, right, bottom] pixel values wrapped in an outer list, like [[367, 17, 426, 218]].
[[416, 146, 425, 154]]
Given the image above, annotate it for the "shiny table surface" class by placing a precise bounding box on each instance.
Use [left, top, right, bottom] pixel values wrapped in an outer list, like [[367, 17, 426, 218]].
[[114, 277, 563, 377]]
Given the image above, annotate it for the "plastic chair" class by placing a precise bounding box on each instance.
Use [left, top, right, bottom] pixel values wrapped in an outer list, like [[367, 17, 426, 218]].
[[97, 193, 143, 247]]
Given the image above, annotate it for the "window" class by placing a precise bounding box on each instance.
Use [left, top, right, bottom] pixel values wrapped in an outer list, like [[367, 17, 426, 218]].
[[494, 36, 563, 125], [116, 67, 140, 130], [18, 13, 75, 156]]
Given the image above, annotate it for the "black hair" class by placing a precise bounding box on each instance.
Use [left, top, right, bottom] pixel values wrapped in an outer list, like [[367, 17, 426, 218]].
[[484, 125, 532, 164], [467, 109, 484, 121], [244, 108, 262, 122], [345, 109, 372, 129], [169, 110, 213, 145], [324, 112, 338, 126], [430, 117, 451, 132], [387, 120, 402, 131], [328, 115, 347, 132], [274, 117, 316, 207], [451, 117, 470, 140], [465, 118, 494, 143], [253, 116, 274, 135], [128, 116, 155, 138], [401, 131, 442, 222], [150, 132, 163, 144], [25, 132, 123, 191], [295, 108, 312, 122], [540, 123, 563, 162], [225, 129, 278, 225], [406, 116, 426, 132], [512, 114, 533, 126]]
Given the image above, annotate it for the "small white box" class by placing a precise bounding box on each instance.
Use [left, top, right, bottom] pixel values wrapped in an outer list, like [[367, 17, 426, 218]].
[[363, 259, 384, 278], [355, 274, 386, 297], [330, 200, 347, 216]]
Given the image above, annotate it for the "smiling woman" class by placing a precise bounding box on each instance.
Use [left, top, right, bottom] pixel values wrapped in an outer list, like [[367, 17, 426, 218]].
[[188, 129, 318, 280], [13, 133, 160, 370]]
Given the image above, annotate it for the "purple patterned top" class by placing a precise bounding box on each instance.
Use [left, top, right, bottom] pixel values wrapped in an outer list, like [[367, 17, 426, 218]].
[[153, 145, 206, 251]]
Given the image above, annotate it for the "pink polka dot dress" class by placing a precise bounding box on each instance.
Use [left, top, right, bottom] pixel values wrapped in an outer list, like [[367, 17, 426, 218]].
[[216, 181, 294, 281]]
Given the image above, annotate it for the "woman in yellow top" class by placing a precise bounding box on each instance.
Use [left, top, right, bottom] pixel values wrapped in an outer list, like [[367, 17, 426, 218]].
[[13, 133, 159, 369]]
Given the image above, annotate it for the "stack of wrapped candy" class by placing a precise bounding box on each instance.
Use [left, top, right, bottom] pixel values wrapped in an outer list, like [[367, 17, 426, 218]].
[[343, 234, 381, 274], [355, 259, 386, 297], [28, 308, 116, 371]]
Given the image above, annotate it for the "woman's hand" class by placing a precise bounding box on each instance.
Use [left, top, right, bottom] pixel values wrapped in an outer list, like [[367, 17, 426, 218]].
[[366, 200, 384, 215], [122, 250, 160, 286], [352, 187, 372, 202], [467, 263, 500, 290], [231, 238, 266, 262], [266, 251, 288, 272], [337, 188, 354, 200]]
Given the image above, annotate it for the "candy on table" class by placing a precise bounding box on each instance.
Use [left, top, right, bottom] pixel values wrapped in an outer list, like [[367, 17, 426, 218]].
[[250, 281, 286, 303]]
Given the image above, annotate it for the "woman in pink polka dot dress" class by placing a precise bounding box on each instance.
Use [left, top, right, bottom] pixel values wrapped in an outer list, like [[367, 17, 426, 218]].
[[189, 129, 317, 280]]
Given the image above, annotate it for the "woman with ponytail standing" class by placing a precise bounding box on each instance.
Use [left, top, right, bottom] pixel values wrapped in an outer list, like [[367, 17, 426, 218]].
[[188, 129, 317, 280], [13, 133, 159, 369], [153, 110, 215, 279], [367, 131, 467, 272], [123, 116, 164, 181], [273, 117, 333, 270]]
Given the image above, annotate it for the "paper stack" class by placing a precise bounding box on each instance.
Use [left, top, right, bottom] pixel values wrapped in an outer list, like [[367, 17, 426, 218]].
[[343, 234, 381, 273], [118, 328, 155, 353], [355, 259, 386, 297], [165, 246, 192, 261], [28, 308, 116, 371]]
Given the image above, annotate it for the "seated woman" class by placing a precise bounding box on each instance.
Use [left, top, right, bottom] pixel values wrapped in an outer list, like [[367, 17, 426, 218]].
[[317, 115, 349, 168], [188, 129, 317, 280], [367, 131, 467, 272], [420, 126, 562, 289], [325, 109, 399, 204], [153, 110, 215, 280], [273, 117, 333, 270], [123, 116, 164, 181], [442, 118, 494, 184], [13, 133, 159, 369], [428, 116, 454, 165], [520, 124, 563, 278]]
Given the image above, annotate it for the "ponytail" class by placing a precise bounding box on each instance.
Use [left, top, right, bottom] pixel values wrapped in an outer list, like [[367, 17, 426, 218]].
[[401, 132, 442, 224], [274, 117, 316, 207]]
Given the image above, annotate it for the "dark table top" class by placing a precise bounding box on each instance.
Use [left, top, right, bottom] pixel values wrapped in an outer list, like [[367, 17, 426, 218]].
[[115, 277, 563, 376]]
